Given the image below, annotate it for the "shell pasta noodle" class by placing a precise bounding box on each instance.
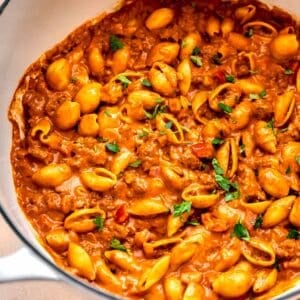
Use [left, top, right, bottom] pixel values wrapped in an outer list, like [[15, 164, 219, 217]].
[[8, 0, 300, 299]]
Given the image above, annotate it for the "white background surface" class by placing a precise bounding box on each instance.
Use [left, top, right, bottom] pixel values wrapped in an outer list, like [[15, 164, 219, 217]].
[[0, 215, 99, 300]]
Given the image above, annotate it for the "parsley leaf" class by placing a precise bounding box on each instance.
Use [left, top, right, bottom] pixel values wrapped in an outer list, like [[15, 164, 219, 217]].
[[254, 214, 263, 229], [106, 142, 120, 153], [232, 220, 250, 241], [249, 90, 267, 100], [215, 174, 232, 191], [173, 201, 192, 217], [186, 219, 199, 226], [240, 144, 246, 154], [190, 55, 203, 67], [93, 216, 104, 231], [104, 109, 112, 117], [224, 190, 240, 202], [118, 75, 132, 89], [218, 103, 233, 114], [287, 228, 300, 240], [181, 39, 187, 48], [141, 79, 152, 87], [129, 159, 142, 168], [225, 74, 235, 83], [259, 89, 267, 98], [212, 138, 224, 145], [110, 238, 127, 252], [244, 28, 253, 38], [144, 104, 165, 120], [155, 98, 164, 104], [109, 35, 124, 52], [165, 121, 173, 129], [266, 119, 275, 130], [137, 128, 149, 138], [70, 76, 78, 84], [296, 157, 300, 165], [284, 68, 294, 75], [192, 47, 201, 55], [212, 52, 222, 65], [286, 166, 292, 174], [212, 158, 224, 175]]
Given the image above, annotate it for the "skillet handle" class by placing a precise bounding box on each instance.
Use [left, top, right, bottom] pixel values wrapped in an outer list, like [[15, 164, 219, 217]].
[[0, 247, 60, 282]]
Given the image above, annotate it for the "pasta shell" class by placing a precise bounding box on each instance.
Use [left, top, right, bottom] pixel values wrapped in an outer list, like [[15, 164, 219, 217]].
[[274, 90, 295, 127], [241, 238, 276, 267], [253, 269, 278, 294], [64, 208, 106, 233], [128, 197, 169, 216]]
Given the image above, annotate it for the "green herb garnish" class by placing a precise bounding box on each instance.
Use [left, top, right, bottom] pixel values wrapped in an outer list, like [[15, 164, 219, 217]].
[[244, 28, 253, 38], [141, 79, 152, 87], [93, 216, 104, 231], [137, 129, 149, 138], [190, 55, 203, 67], [104, 109, 112, 117], [286, 166, 292, 174], [212, 52, 222, 65], [287, 228, 300, 240], [173, 201, 192, 217], [218, 103, 233, 114], [70, 77, 78, 84], [284, 68, 294, 75], [232, 220, 250, 241], [129, 159, 142, 168], [118, 75, 132, 88], [212, 138, 224, 145], [225, 74, 235, 83], [186, 219, 199, 226], [254, 214, 263, 229], [192, 47, 201, 55], [224, 190, 240, 202], [274, 257, 281, 271], [109, 35, 124, 52], [106, 142, 120, 153], [259, 89, 267, 98], [266, 119, 275, 130], [144, 104, 165, 120], [165, 121, 173, 129], [110, 238, 127, 252], [296, 157, 300, 165]]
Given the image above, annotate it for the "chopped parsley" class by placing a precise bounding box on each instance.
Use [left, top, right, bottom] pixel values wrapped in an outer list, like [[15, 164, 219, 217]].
[[118, 75, 132, 89], [286, 166, 292, 174], [93, 216, 104, 231], [173, 201, 192, 217], [181, 39, 187, 48], [109, 35, 124, 52], [296, 157, 300, 165], [192, 47, 201, 55], [186, 219, 199, 226], [212, 158, 240, 198], [225, 74, 235, 83], [110, 238, 127, 252], [137, 128, 150, 138], [144, 104, 165, 120], [218, 103, 233, 114], [141, 79, 152, 87], [266, 119, 275, 130], [129, 159, 142, 168], [284, 68, 294, 75], [106, 142, 120, 153], [104, 109, 112, 117], [70, 76, 78, 84], [287, 228, 300, 240], [155, 97, 164, 104], [240, 144, 246, 154], [244, 28, 253, 38], [165, 121, 173, 129], [232, 220, 250, 241], [190, 55, 203, 67], [254, 214, 263, 229], [212, 52, 222, 65], [249, 90, 267, 100], [224, 190, 240, 202], [97, 137, 108, 143], [212, 138, 224, 145]]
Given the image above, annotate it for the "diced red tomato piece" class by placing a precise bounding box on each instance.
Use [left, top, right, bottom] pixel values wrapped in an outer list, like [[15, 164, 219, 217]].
[[115, 204, 129, 224], [214, 69, 226, 84], [191, 142, 214, 158]]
